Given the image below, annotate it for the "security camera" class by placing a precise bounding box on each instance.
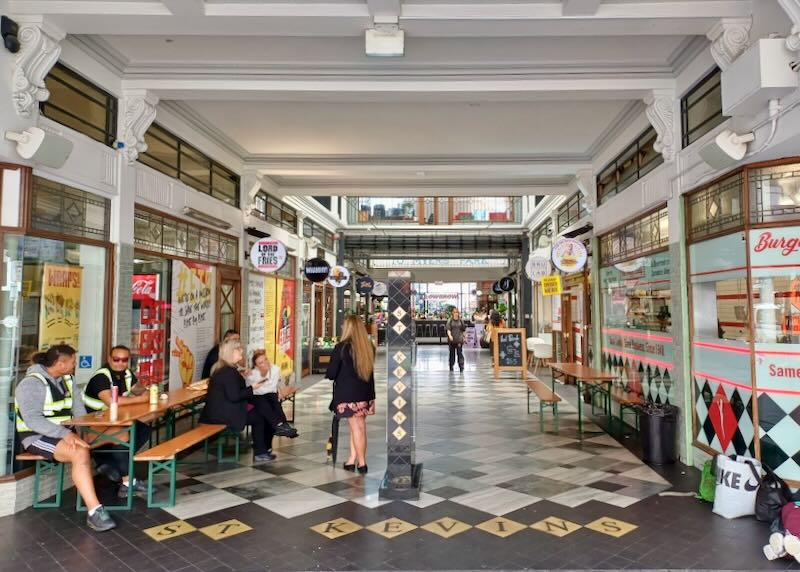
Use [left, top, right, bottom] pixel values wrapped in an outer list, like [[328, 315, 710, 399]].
[[1, 16, 19, 54], [698, 129, 754, 170], [5, 127, 74, 168]]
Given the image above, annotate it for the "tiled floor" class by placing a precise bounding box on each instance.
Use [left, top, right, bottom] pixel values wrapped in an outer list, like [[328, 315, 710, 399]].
[[1, 346, 797, 571]]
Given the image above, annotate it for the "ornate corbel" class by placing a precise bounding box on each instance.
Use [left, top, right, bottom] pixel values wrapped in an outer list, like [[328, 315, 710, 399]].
[[706, 18, 751, 71], [12, 18, 65, 116], [119, 90, 158, 164], [776, 1, 800, 52], [644, 91, 676, 164], [787, 25, 800, 52], [241, 169, 262, 213], [574, 168, 595, 212]]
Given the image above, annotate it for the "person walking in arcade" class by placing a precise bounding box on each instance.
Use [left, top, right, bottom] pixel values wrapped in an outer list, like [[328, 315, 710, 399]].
[[447, 308, 466, 372]]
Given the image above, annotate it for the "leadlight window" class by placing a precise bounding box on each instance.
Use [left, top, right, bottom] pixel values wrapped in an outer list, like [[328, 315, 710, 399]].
[[749, 161, 800, 225], [40, 62, 117, 147], [134, 208, 238, 265], [681, 68, 726, 149], [30, 176, 110, 240], [686, 172, 744, 242], [599, 207, 669, 266], [303, 218, 336, 251], [596, 127, 664, 204], [557, 193, 588, 232], [139, 124, 240, 206]]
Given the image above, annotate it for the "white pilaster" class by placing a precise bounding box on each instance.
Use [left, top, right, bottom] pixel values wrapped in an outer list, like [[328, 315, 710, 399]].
[[644, 90, 676, 164], [12, 17, 64, 117], [706, 18, 751, 71], [118, 89, 158, 164]]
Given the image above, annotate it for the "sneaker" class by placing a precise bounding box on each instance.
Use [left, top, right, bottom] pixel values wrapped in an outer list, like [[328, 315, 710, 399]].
[[770, 532, 787, 558], [86, 506, 116, 532], [764, 545, 782, 561], [784, 534, 800, 558], [118, 479, 148, 498], [254, 452, 276, 462], [96, 463, 121, 483], [275, 422, 299, 438]]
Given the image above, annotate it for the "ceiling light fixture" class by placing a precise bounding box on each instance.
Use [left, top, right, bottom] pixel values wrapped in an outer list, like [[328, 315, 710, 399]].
[[365, 22, 404, 57]]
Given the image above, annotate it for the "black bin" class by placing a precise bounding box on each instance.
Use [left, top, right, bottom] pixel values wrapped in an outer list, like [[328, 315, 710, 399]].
[[639, 403, 678, 465]]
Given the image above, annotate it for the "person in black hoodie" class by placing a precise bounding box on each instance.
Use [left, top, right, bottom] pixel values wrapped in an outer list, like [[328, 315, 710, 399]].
[[326, 315, 376, 474], [199, 338, 274, 461]]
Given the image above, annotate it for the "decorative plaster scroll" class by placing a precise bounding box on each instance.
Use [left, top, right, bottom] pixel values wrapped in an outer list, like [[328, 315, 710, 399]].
[[574, 168, 595, 213], [788, 25, 800, 52], [777, 1, 800, 52], [241, 169, 262, 213], [12, 19, 65, 116], [644, 91, 676, 164], [706, 18, 751, 71], [119, 90, 158, 164]]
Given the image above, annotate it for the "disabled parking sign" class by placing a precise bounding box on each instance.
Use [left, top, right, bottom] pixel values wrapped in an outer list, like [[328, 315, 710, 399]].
[[78, 355, 93, 369]]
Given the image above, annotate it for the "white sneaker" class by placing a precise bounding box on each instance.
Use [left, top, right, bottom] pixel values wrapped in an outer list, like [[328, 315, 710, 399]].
[[769, 533, 787, 558], [784, 534, 800, 558], [764, 545, 782, 561]]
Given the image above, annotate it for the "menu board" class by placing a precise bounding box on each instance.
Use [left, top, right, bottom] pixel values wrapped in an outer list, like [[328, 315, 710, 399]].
[[492, 328, 528, 379]]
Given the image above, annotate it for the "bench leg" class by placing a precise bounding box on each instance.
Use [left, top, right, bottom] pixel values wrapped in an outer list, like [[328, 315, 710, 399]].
[[146, 459, 177, 508], [33, 460, 64, 509], [527, 389, 531, 414], [538, 400, 544, 432], [553, 402, 559, 433]]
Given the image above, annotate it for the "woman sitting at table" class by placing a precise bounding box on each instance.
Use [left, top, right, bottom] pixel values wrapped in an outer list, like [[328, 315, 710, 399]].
[[199, 339, 275, 462], [246, 350, 299, 442]]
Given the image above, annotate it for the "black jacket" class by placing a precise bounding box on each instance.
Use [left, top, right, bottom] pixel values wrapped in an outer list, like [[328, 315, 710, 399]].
[[326, 342, 376, 406], [198, 365, 253, 432], [201, 344, 220, 379]]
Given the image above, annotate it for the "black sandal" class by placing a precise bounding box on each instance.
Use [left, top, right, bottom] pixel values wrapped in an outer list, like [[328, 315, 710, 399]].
[[343, 463, 356, 472]]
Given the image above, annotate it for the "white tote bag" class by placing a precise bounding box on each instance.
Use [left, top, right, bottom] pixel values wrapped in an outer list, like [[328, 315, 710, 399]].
[[712, 454, 762, 519]]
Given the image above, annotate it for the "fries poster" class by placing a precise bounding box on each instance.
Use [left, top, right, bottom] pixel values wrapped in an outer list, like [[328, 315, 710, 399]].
[[248, 273, 296, 377], [170, 260, 216, 389], [275, 278, 296, 377], [39, 264, 82, 350]]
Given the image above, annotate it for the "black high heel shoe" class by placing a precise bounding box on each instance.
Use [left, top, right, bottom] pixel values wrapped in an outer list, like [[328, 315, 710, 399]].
[[343, 463, 356, 472], [357, 464, 368, 474]]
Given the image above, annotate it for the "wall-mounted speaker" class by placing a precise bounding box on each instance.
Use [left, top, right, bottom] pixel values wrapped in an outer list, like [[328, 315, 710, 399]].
[[5, 127, 74, 168]]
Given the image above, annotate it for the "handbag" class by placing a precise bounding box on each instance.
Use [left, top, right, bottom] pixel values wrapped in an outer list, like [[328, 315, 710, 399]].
[[712, 454, 762, 519], [755, 464, 793, 522], [697, 459, 716, 503]]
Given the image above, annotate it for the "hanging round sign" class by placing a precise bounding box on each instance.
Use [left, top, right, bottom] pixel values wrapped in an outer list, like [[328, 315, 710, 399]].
[[304, 258, 331, 283], [327, 265, 350, 288], [499, 276, 516, 292], [250, 238, 287, 273], [355, 276, 374, 295], [526, 256, 551, 282], [551, 238, 588, 273], [372, 281, 388, 297], [492, 281, 503, 295]]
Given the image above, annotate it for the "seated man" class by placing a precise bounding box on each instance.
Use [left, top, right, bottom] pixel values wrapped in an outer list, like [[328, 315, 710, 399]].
[[82, 345, 151, 497], [246, 350, 299, 460], [15, 344, 116, 532]]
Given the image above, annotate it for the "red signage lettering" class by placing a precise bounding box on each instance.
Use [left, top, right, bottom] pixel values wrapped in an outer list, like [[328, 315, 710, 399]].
[[753, 231, 800, 257]]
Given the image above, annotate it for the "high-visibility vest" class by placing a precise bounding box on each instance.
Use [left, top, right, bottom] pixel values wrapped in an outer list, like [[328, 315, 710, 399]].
[[82, 367, 133, 412], [15, 373, 74, 434]]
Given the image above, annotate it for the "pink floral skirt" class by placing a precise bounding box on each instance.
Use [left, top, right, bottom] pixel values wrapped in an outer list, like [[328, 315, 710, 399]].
[[336, 400, 376, 418]]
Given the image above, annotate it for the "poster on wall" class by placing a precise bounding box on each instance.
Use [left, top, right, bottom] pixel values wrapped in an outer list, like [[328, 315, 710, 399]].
[[264, 277, 278, 363], [170, 260, 216, 389], [275, 278, 296, 377], [39, 263, 82, 350], [247, 274, 266, 363], [133, 273, 165, 385]]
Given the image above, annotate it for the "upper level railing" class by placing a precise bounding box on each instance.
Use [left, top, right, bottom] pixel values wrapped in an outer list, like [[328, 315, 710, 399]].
[[347, 196, 522, 225]]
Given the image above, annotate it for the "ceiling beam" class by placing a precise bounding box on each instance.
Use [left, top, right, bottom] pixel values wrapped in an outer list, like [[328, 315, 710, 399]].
[[562, 0, 601, 16], [162, 0, 205, 16], [273, 185, 572, 197]]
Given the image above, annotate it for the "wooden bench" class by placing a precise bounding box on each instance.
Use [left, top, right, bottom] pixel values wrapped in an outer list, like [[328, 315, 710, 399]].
[[134, 423, 226, 508], [610, 387, 644, 435], [526, 378, 562, 432], [16, 452, 65, 508]]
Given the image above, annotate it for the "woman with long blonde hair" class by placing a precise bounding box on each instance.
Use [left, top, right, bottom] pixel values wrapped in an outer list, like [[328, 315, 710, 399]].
[[326, 315, 376, 474]]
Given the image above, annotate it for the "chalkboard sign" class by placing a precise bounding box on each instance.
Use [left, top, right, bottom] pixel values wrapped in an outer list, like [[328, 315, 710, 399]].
[[492, 328, 528, 380]]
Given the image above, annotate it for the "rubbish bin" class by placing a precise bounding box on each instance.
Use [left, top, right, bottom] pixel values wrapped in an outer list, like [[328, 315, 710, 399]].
[[638, 403, 678, 465]]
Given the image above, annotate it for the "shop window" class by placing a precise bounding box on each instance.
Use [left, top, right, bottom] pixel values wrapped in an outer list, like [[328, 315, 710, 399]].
[[138, 123, 240, 207], [599, 207, 668, 267], [682, 68, 726, 149], [134, 207, 238, 265], [303, 218, 336, 251], [596, 127, 664, 205], [252, 191, 297, 233], [686, 172, 744, 242], [749, 161, 800, 224], [30, 176, 110, 241], [40, 62, 117, 147], [557, 193, 588, 232]]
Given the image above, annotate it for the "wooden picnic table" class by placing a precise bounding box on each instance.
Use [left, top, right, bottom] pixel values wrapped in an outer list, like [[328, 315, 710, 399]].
[[66, 384, 207, 510], [548, 362, 616, 436]]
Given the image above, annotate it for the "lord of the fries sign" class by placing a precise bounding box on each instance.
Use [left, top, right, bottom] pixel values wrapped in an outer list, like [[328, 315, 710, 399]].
[[39, 264, 82, 350], [170, 260, 216, 389]]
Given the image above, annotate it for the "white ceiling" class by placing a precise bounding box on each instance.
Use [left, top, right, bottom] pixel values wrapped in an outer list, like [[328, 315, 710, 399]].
[[8, 0, 757, 196]]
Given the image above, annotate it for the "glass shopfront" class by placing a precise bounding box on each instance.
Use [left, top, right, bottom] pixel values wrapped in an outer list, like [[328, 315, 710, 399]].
[[688, 158, 800, 485], [599, 206, 673, 405], [0, 173, 111, 475]]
